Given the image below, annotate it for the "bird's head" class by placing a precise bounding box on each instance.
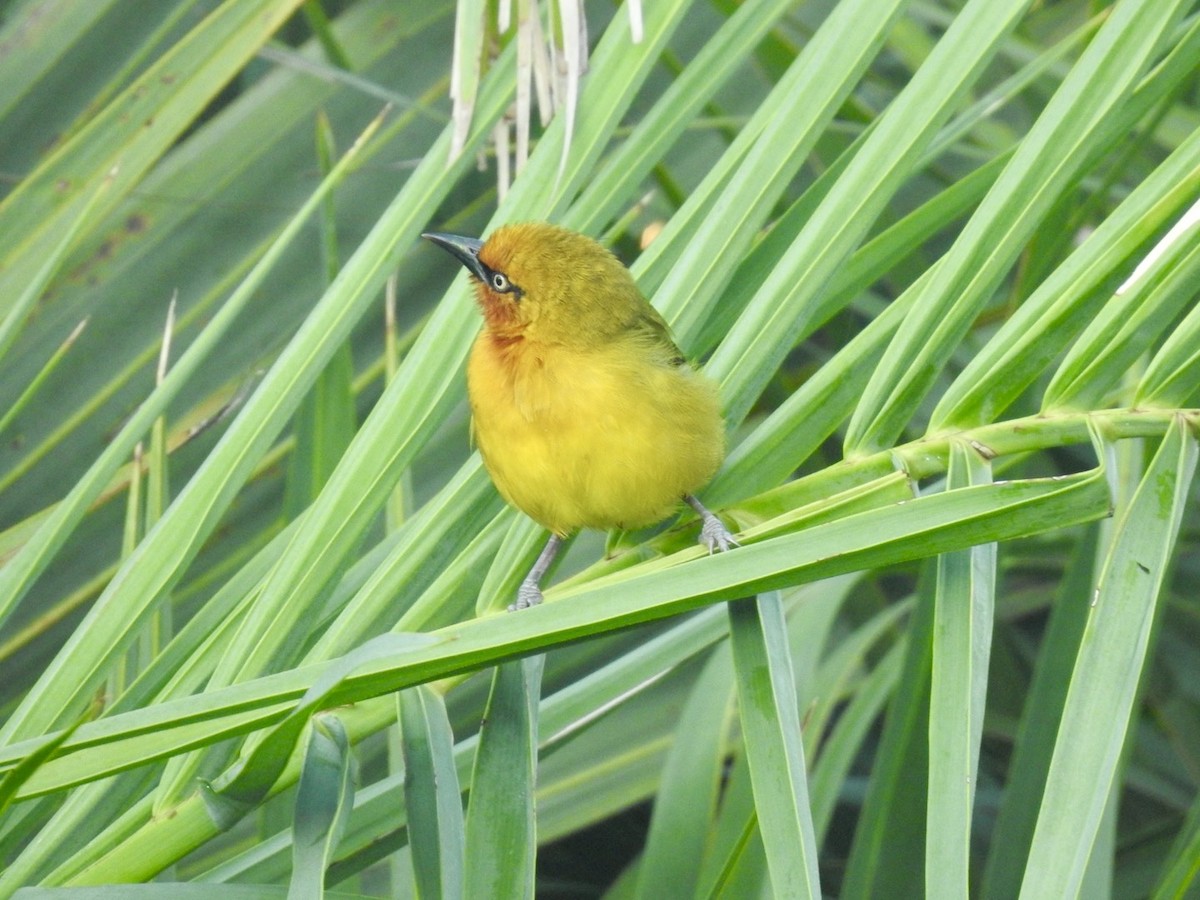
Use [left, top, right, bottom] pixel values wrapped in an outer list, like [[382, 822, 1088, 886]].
[[422, 222, 644, 345]]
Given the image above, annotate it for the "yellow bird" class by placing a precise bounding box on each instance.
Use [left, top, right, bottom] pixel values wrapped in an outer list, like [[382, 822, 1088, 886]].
[[423, 222, 737, 609]]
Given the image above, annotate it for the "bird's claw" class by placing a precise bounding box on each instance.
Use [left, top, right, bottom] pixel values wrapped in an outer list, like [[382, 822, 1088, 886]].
[[509, 580, 544, 612], [699, 513, 740, 555]]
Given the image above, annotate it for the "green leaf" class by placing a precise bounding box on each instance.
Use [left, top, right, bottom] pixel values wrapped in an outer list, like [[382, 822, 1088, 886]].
[[926, 441, 996, 896], [0, 0, 121, 125], [463, 657, 543, 899], [284, 113, 356, 519], [1151, 786, 1200, 899], [840, 563, 935, 898], [289, 714, 355, 900], [729, 593, 821, 898], [980, 526, 1100, 900], [1137, 291, 1200, 407], [634, 644, 734, 900], [0, 313, 89, 442], [301, 0, 353, 70], [1019, 418, 1197, 898], [1044, 214, 1200, 411], [694, 747, 767, 898], [809, 641, 906, 843], [202, 634, 434, 830], [0, 704, 92, 816], [311, 461, 503, 658], [399, 686, 464, 900], [13, 887, 373, 899], [0, 169, 111, 368], [1136, 203, 1200, 408]]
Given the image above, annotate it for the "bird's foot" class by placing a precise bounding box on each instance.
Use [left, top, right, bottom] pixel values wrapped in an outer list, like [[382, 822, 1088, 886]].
[[507, 533, 563, 611], [684, 494, 740, 555], [699, 512, 740, 555], [509, 579, 544, 612]]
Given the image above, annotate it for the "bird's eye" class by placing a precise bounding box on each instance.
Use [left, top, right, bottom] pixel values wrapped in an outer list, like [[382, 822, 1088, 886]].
[[491, 272, 511, 292]]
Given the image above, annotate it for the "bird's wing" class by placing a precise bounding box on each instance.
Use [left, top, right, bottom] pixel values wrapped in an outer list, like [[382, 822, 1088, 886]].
[[633, 303, 688, 366]]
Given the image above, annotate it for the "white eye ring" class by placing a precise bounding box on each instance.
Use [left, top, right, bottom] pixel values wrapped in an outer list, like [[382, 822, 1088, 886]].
[[491, 272, 510, 292]]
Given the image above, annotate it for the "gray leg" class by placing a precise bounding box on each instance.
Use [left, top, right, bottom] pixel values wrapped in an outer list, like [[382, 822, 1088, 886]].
[[511, 533, 564, 611], [684, 494, 739, 554]]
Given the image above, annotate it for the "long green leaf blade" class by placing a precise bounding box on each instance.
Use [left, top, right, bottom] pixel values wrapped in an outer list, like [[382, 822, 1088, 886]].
[[399, 686, 464, 900], [1019, 418, 1197, 898], [288, 715, 355, 900], [926, 442, 996, 896], [463, 658, 543, 900], [728, 592, 820, 898]]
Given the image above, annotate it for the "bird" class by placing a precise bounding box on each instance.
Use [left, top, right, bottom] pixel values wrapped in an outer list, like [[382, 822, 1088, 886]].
[[422, 222, 737, 610]]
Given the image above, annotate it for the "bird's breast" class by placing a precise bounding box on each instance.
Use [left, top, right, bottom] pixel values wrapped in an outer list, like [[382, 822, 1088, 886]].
[[466, 331, 724, 535], [469, 334, 602, 446]]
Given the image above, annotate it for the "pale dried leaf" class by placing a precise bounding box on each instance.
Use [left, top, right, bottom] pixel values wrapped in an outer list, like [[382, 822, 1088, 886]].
[[449, 0, 485, 160], [529, 1, 554, 126], [515, 0, 534, 171], [556, 0, 585, 181], [494, 114, 512, 200], [627, 0, 644, 43]]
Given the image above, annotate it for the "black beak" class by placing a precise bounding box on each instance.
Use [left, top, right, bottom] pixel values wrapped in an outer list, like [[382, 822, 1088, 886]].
[[421, 232, 488, 283]]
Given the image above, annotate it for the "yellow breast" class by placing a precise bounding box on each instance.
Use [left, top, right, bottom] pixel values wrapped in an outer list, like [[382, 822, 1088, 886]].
[[467, 333, 725, 535]]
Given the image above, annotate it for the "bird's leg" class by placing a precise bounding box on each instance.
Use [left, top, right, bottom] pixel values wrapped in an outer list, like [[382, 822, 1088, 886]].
[[511, 533, 564, 611], [684, 494, 739, 554]]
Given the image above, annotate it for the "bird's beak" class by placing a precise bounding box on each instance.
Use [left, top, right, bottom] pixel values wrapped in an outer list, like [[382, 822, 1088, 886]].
[[421, 232, 488, 283]]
